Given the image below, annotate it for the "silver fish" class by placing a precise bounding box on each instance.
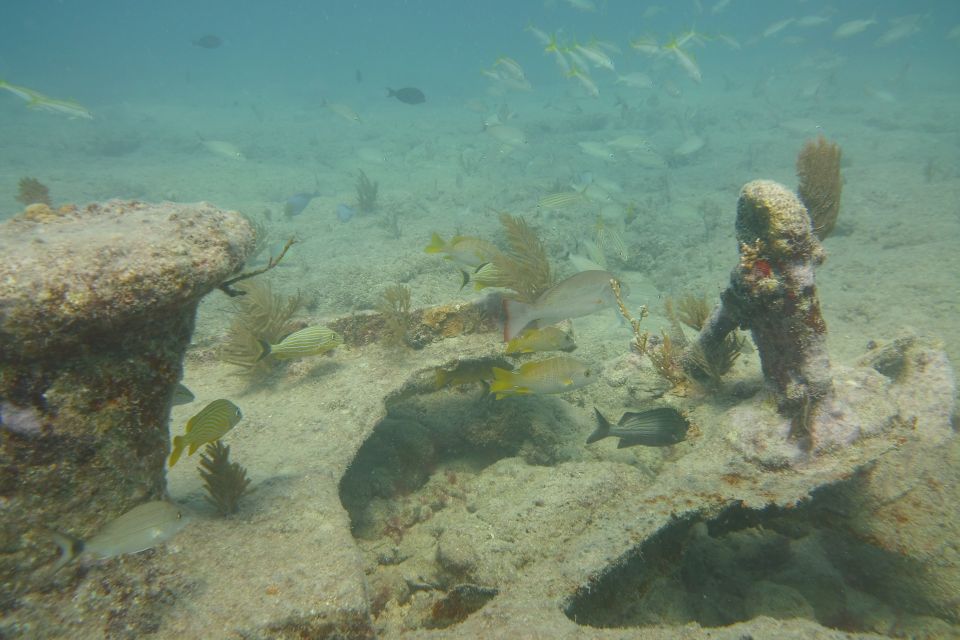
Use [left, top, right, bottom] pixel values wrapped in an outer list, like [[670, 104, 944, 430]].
[[503, 270, 624, 340], [50, 501, 190, 572]]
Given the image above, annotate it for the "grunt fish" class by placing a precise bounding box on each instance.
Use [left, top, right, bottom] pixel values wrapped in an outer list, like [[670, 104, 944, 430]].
[[387, 87, 426, 105], [260, 325, 342, 360], [471, 262, 513, 291], [171, 383, 195, 406], [537, 191, 585, 210], [322, 99, 362, 123], [502, 270, 624, 340], [833, 17, 877, 39], [490, 355, 595, 399], [169, 399, 242, 467], [50, 501, 190, 573], [434, 357, 512, 391], [425, 232, 499, 269], [578, 141, 616, 161], [505, 325, 576, 355], [200, 139, 245, 160], [284, 191, 320, 217], [587, 407, 690, 448]]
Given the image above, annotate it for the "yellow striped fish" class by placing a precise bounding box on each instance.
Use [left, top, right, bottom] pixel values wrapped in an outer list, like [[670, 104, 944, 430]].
[[489, 355, 595, 399], [537, 191, 584, 210], [504, 326, 576, 355], [260, 325, 342, 361], [169, 399, 242, 467]]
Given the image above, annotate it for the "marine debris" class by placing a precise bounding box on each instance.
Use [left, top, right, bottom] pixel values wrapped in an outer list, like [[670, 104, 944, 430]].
[[198, 441, 251, 516], [356, 169, 379, 213], [15, 177, 51, 206], [691, 180, 831, 448], [0, 199, 252, 590], [796, 135, 843, 239]]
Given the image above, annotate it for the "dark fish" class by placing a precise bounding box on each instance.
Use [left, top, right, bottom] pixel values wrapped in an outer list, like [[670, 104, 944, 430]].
[[387, 87, 426, 105], [284, 191, 319, 217], [587, 407, 690, 448], [192, 35, 222, 49]]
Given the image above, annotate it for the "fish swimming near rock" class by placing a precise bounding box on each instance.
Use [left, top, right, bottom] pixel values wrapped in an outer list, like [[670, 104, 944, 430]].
[[284, 191, 320, 217], [503, 270, 624, 341], [258, 325, 342, 361], [425, 232, 499, 268], [192, 34, 222, 49], [587, 407, 690, 448], [387, 87, 426, 104], [489, 355, 595, 399], [171, 383, 195, 406], [50, 501, 190, 573], [505, 325, 577, 355], [169, 399, 242, 467]]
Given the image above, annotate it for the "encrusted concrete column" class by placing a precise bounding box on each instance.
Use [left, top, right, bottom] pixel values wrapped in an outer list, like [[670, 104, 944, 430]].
[[0, 201, 253, 590]]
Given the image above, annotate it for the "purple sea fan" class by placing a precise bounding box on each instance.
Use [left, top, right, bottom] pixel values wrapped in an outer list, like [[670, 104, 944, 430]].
[[0, 401, 44, 438]]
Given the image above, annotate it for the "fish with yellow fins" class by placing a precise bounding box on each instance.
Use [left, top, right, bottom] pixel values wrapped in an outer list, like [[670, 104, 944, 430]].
[[503, 270, 624, 341], [490, 355, 595, 399], [425, 232, 500, 288], [505, 325, 576, 355], [169, 399, 242, 467], [0, 79, 93, 119], [258, 325, 342, 361]]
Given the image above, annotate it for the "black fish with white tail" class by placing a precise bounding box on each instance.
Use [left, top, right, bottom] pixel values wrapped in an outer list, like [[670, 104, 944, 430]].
[[588, 407, 690, 448], [387, 87, 426, 104]]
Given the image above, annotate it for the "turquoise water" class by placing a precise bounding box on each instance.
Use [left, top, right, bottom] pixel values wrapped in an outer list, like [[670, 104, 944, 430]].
[[2, 1, 959, 637]]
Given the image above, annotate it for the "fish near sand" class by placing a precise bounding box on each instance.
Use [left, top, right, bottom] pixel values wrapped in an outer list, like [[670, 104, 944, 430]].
[[425, 232, 499, 268], [588, 407, 691, 448], [259, 325, 342, 361], [284, 191, 320, 217], [387, 87, 426, 104], [50, 501, 190, 573], [336, 203, 355, 222], [502, 270, 624, 341], [169, 399, 242, 467], [490, 355, 594, 399]]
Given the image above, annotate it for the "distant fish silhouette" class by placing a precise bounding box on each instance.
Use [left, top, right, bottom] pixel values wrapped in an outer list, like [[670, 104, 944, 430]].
[[387, 87, 426, 105], [336, 203, 355, 222], [192, 35, 222, 49], [284, 191, 319, 217]]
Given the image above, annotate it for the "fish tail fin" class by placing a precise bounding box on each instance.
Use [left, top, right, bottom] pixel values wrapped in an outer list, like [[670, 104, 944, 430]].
[[188, 441, 201, 456], [459, 269, 470, 290], [502, 298, 533, 341], [587, 407, 612, 444], [256, 339, 272, 361], [489, 367, 516, 399], [48, 529, 84, 574], [169, 436, 185, 467], [434, 369, 449, 389], [424, 232, 446, 254], [386, 87, 395, 97]]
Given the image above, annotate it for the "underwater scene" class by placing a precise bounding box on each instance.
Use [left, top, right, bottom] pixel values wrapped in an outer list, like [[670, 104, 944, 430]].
[[1, 0, 959, 638]]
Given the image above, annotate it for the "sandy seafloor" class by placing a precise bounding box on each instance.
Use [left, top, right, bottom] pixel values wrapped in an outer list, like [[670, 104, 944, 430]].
[[2, 57, 960, 637]]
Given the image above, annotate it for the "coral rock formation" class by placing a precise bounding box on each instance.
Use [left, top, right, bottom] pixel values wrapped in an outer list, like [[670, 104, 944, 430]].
[[0, 200, 253, 589], [692, 180, 831, 449]]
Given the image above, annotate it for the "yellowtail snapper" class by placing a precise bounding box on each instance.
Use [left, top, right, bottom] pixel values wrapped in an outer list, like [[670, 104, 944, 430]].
[[588, 407, 690, 448], [50, 501, 189, 573], [258, 325, 342, 361], [169, 399, 242, 467]]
